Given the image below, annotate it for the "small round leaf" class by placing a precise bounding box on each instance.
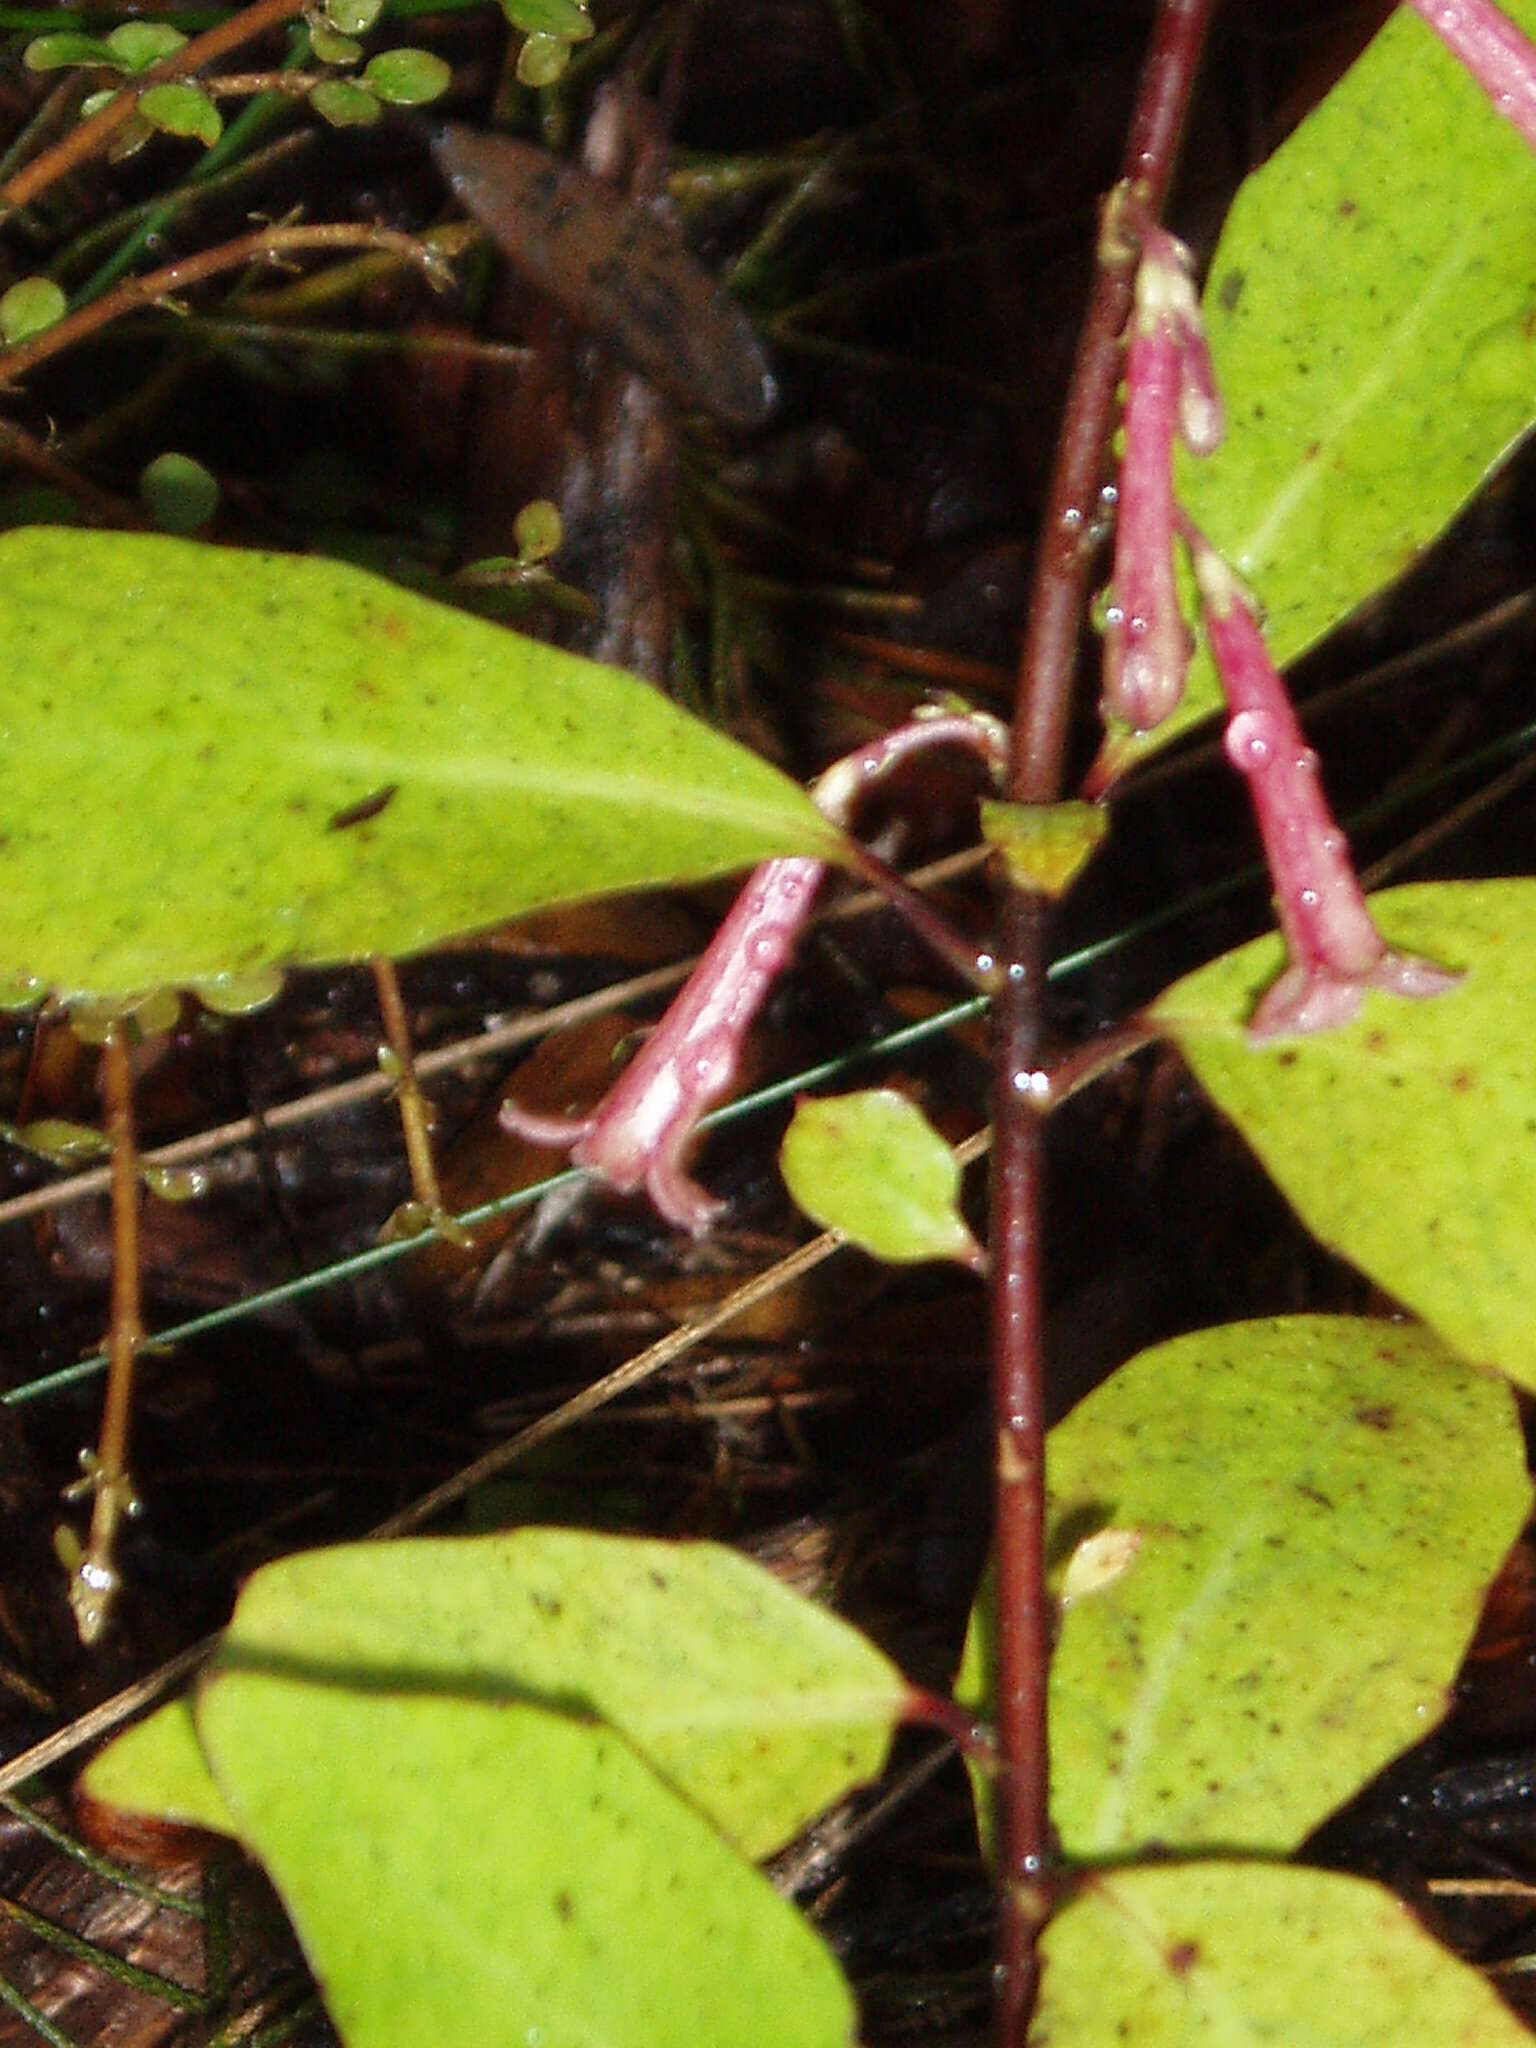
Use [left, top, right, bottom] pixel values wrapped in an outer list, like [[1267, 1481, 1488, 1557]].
[[0, 276, 67, 346], [516, 31, 573, 86], [513, 497, 562, 563], [979, 797, 1108, 899], [309, 25, 364, 65], [104, 22, 187, 72], [502, 0, 595, 39], [307, 79, 381, 127], [361, 48, 452, 106], [139, 453, 220, 535], [322, 0, 384, 31], [24, 33, 112, 71], [139, 83, 222, 147], [780, 1089, 983, 1268], [1037, 1864, 1536, 2047]]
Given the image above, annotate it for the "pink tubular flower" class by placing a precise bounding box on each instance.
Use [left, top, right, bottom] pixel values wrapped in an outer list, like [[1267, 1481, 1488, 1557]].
[[1189, 534, 1461, 1040], [1102, 227, 1223, 735], [1408, 0, 1536, 154], [500, 709, 1008, 1233]]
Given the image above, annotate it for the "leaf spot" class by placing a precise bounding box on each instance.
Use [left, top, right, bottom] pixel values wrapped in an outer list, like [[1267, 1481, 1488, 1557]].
[[327, 784, 400, 832]]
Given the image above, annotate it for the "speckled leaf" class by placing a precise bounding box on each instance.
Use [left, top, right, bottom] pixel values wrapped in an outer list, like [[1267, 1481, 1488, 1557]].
[[1096, 0, 1536, 783], [203, 1528, 905, 1860], [1151, 879, 1536, 1385], [196, 1678, 855, 2048], [779, 1090, 982, 1268], [0, 528, 838, 1002], [1032, 1864, 1535, 2047], [79, 1696, 237, 1838], [959, 1316, 1528, 1858]]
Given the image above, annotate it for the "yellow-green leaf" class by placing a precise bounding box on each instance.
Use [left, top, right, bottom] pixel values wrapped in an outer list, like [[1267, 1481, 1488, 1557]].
[[979, 798, 1108, 898], [0, 277, 66, 346], [204, 1529, 906, 1860], [138, 83, 221, 147], [779, 1090, 983, 1268], [79, 1697, 238, 1838], [960, 1316, 1529, 1858], [0, 528, 838, 1003], [197, 1678, 856, 2048], [1033, 1864, 1536, 2046], [1150, 879, 1536, 1385]]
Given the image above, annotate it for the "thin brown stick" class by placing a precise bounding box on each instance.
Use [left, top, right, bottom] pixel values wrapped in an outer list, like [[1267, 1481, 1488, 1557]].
[[988, 1, 1218, 2035], [70, 1026, 145, 1645], [0, 415, 145, 527], [0, 222, 451, 385], [371, 956, 454, 1226], [0, 1638, 210, 1796], [0, 0, 310, 213]]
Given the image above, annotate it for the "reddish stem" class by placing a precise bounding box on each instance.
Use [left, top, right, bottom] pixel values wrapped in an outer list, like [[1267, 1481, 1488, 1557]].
[[989, 2, 1216, 2037]]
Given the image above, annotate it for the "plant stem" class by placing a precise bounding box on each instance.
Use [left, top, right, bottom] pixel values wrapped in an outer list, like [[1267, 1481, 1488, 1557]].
[[71, 1024, 143, 1646], [986, 1, 1217, 2036], [0, 0, 309, 214], [0, 222, 451, 386], [371, 957, 454, 1231]]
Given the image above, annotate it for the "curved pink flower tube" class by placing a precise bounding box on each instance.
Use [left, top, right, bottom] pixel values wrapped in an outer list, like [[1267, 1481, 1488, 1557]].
[[500, 709, 1007, 1232], [1190, 536, 1460, 1040], [1101, 227, 1223, 735]]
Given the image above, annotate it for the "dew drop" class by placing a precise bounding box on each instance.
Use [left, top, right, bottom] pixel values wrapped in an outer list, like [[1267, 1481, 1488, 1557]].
[[1060, 505, 1084, 533], [1224, 710, 1282, 772]]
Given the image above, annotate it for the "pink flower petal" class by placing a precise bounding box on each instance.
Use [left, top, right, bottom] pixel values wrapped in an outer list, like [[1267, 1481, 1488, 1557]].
[[1192, 535, 1461, 1041]]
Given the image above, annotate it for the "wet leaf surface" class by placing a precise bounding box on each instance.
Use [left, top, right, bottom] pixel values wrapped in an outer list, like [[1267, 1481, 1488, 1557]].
[[960, 1315, 1530, 1858], [1151, 880, 1536, 1386], [88, 1529, 908, 1863], [0, 528, 836, 1002], [197, 1677, 856, 2048], [779, 1090, 982, 1268], [1033, 1862, 1536, 2045]]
